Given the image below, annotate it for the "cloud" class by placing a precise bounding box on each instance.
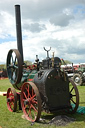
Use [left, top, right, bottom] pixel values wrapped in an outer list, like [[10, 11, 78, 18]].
[[0, 0, 84, 19], [0, 11, 16, 39], [23, 22, 46, 33], [0, 0, 85, 64], [0, 41, 17, 64], [50, 13, 74, 27]]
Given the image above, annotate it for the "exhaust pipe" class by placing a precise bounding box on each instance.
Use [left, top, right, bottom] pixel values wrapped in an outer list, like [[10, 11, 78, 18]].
[[15, 5, 24, 63]]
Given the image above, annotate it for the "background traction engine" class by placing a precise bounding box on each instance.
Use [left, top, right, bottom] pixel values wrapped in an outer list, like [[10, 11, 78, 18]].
[[6, 5, 79, 122]]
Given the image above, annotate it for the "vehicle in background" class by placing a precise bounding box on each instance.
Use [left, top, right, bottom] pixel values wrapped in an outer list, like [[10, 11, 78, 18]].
[[61, 59, 85, 86]]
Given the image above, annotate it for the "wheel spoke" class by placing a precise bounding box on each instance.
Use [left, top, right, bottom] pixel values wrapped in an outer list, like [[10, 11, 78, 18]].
[[28, 85, 29, 98], [7, 64, 13, 69], [11, 102, 14, 107], [9, 93, 14, 97], [30, 104, 37, 120], [70, 98, 76, 104], [23, 92, 27, 99], [11, 55, 13, 63], [32, 88, 34, 97], [31, 94, 36, 100], [14, 56, 17, 64], [24, 105, 28, 110], [31, 104, 38, 113], [25, 86, 31, 98], [14, 65, 18, 69], [32, 100, 38, 104], [70, 87, 74, 93], [72, 94, 76, 97], [9, 97, 14, 102], [28, 106, 32, 118], [10, 102, 14, 109], [10, 90, 13, 95], [9, 102, 12, 108]]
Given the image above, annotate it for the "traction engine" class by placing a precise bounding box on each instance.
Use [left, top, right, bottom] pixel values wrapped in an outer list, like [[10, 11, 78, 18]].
[[6, 5, 79, 122]]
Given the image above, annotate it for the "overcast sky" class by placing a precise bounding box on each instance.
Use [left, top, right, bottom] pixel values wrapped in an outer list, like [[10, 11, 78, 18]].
[[0, 0, 85, 64]]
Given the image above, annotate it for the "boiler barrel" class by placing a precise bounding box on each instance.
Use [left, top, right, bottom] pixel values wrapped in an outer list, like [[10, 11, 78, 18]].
[[34, 68, 70, 110], [13, 70, 37, 90]]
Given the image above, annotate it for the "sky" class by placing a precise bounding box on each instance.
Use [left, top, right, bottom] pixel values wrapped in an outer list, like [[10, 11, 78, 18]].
[[0, 0, 85, 64]]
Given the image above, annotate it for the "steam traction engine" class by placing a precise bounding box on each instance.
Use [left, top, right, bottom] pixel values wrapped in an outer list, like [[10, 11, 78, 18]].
[[6, 5, 79, 122]]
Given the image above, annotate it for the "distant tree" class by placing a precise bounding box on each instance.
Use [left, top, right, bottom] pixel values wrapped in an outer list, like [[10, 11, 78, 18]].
[[24, 60, 32, 65], [61, 59, 72, 65], [65, 60, 72, 64], [0, 60, 32, 70], [0, 64, 6, 70]]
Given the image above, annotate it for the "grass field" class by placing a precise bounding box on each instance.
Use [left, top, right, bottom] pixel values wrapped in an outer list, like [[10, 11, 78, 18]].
[[0, 79, 85, 128]]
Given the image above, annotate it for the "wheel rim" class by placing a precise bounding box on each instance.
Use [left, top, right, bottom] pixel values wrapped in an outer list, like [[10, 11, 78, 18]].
[[7, 88, 17, 112], [74, 77, 80, 83], [21, 82, 41, 122], [73, 73, 82, 86], [69, 79, 79, 113], [6, 49, 22, 86]]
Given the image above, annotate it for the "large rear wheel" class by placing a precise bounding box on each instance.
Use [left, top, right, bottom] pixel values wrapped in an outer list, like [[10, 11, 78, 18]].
[[69, 79, 79, 113], [6, 49, 23, 88]]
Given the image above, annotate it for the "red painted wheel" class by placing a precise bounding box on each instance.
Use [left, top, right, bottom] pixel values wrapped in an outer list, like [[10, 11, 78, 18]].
[[69, 79, 79, 113], [21, 82, 42, 122], [7, 88, 17, 112]]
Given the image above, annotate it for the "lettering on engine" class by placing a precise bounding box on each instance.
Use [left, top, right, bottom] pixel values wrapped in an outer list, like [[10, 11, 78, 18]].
[[49, 86, 67, 95]]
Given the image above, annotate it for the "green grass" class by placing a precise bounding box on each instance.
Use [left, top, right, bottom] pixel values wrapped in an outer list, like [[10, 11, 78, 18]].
[[0, 79, 12, 91], [0, 79, 85, 128], [77, 85, 85, 106]]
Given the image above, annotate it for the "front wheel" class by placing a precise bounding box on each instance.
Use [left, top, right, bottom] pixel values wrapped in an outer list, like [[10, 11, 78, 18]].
[[7, 88, 17, 112], [21, 82, 42, 122]]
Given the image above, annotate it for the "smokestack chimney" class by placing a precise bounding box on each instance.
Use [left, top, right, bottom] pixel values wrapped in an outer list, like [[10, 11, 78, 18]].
[[15, 5, 24, 63]]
